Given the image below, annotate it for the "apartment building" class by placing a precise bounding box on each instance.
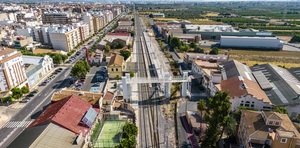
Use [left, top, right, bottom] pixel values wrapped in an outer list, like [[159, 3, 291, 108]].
[[74, 22, 90, 41], [82, 12, 94, 34], [49, 27, 80, 52], [93, 14, 105, 33], [239, 110, 300, 148], [17, 26, 52, 45], [14, 36, 33, 49], [42, 13, 69, 25], [0, 48, 27, 92]]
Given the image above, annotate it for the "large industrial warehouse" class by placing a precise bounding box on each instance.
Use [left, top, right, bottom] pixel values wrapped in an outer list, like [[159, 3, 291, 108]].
[[219, 36, 284, 50]]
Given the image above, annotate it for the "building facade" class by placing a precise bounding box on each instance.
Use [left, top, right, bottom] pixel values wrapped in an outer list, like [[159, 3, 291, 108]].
[[49, 27, 80, 52], [0, 48, 28, 92], [23, 55, 53, 88], [107, 53, 124, 79], [42, 13, 69, 25]]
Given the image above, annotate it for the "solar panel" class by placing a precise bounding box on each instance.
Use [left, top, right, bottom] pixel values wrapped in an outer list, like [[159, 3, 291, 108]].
[[82, 107, 97, 127]]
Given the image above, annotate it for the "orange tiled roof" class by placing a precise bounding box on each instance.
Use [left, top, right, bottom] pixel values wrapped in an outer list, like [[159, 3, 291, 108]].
[[221, 77, 271, 103]]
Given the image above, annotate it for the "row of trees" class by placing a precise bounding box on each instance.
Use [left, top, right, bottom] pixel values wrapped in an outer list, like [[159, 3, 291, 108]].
[[115, 122, 138, 148], [1, 86, 29, 103]]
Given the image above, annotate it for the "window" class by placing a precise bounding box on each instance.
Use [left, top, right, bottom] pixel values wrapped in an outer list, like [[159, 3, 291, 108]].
[[269, 121, 273, 125], [275, 122, 280, 126], [245, 101, 250, 107], [251, 104, 254, 108], [116, 68, 118, 71], [280, 138, 287, 143], [111, 68, 114, 71]]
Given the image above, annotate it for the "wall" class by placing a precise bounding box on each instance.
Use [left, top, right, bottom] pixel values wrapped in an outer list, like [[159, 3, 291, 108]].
[[220, 37, 283, 49], [49, 33, 68, 52], [108, 64, 123, 79], [230, 95, 272, 111]]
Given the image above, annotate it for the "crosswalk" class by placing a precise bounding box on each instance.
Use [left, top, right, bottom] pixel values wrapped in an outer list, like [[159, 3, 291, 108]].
[[1, 121, 32, 129]]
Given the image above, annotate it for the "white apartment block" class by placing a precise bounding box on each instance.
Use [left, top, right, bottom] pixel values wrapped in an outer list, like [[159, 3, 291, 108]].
[[49, 27, 80, 52], [74, 22, 90, 41], [0, 48, 28, 92], [82, 13, 94, 34]]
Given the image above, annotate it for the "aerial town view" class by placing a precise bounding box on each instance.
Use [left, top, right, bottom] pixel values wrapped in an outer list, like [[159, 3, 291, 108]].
[[0, 0, 300, 148]]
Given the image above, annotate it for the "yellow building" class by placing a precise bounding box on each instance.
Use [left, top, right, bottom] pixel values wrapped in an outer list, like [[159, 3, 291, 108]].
[[107, 53, 124, 79], [238, 110, 300, 148]]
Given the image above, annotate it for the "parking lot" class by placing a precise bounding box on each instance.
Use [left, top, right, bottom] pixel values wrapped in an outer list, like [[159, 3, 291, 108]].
[[70, 65, 108, 92]]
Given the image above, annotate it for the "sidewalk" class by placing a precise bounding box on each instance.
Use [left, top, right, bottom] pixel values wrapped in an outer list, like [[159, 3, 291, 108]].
[[0, 67, 58, 128]]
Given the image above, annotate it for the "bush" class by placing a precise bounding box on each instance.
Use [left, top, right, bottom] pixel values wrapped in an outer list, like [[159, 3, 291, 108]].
[[209, 47, 219, 55]]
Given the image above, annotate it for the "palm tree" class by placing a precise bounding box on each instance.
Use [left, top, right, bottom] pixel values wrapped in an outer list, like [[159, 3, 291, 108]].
[[197, 99, 206, 140]]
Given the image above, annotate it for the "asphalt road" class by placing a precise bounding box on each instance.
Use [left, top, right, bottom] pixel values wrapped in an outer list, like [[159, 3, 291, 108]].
[[0, 13, 125, 147]]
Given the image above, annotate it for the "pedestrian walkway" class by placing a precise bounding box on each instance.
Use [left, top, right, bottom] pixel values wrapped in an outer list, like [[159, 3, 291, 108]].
[[1, 120, 32, 129], [8, 103, 26, 109]]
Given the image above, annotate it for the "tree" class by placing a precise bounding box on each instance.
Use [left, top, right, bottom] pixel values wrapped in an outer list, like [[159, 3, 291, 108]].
[[190, 42, 196, 48], [11, 87, 23, 99], [272, 106, 288, 114], [115, 135, 136, 148], [194, 47, 204, 53], [122, 122, 138, 138], [61, 54, 68, 62], [70, 60, 90, 78], [202, 91, 231, 148], [179, 45, 189, 52], [52, 54, 62, 64], [197, 99, 206, 138], [290, 34, 300, 43], [129, 71, 134, 77], [21, 86, 29, 94], [149, 14, 154, 18], [209, 47, 219, 55], [105, 45, 110, 53], [130, 30, 135, 37], [167, 35, 171, 44], [170, 37, 181, 49], [120, 50, 131, 60]]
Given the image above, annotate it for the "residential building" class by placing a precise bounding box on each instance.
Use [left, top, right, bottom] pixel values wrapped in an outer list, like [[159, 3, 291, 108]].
[[107, 53, 124, 79], [42, 13, 69, 25], [22, 55, 53, 88], [220, 76, 272, 111], [0, 48, 27, 92], [49, 26, 80, 52], [82, 13, 94, 34], [238, 110, 300, 148], [74, 22, 90, 41], [100, 91, 115, 112], [190, 53, 228, 96], [97, 33, 131, 50], [88, 49, 103, 66], [17, 26, 52, 45], [14, 36, 33, 49], [8, 95, 98, 148], [119, 15, 132, 21]]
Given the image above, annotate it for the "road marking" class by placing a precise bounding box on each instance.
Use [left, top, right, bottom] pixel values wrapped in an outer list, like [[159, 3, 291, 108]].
[[1, 121, 33, 128]]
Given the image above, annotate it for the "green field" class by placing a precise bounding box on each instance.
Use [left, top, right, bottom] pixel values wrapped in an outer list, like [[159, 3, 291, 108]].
[[94, 120, 126, 148]]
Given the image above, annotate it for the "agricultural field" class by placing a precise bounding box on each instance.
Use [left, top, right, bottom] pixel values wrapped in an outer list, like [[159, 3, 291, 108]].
[[219, 49, 300, 68]]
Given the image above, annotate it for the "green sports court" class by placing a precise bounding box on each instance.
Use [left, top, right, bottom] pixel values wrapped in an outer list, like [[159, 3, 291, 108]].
[[94, 120, 126, 148]]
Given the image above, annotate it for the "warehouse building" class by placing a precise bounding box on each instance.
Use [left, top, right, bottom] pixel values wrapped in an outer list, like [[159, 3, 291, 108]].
[[185, 25, 273, 40], [219, 36, 284, 50]]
